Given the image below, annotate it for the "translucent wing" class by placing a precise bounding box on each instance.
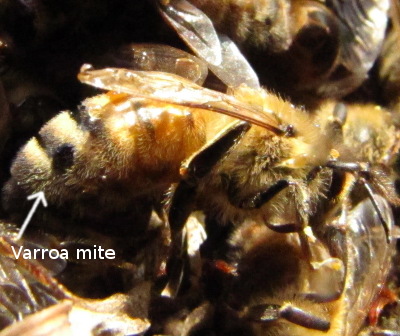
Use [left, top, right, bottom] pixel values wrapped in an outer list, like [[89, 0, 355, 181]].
[[206, 35, 260, 89], [327, 195, 395, 335], [0, 235, 70, 330], [78, 65, 281, 134], [158, 0, 260, 89], [329, 0, 389, 73], [377, 0, 400, 106], [98, 43, 209, 85], [0, 301, 73, 336], [158, 0, 222, 65], [0, 295, 151, 336]]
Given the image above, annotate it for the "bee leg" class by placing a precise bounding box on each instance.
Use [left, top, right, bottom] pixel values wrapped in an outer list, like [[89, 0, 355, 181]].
[[161, 229, 187, 298], [168, 121, 251, 235], [233, 179, 303, 233], [300, 291, 341, 303], [326, 160, 398, 242], [236, 179, 291, 210], [265, 221, 300, 233], [165, 121, 250, 297], [244, 303, 330, 331]]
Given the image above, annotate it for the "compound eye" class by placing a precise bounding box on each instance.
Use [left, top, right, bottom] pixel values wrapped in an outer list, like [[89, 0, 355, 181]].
[[291, 2, 339, 75], [52, 144, 75, 173]]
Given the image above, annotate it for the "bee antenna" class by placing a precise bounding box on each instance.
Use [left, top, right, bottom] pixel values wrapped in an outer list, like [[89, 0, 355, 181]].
[[326, 160, 392, 243]]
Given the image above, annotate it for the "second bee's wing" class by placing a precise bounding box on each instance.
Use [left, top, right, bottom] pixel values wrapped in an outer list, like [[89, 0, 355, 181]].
[[0, 235, 70, 330], [97, 43, 209, 85], [330, 0, 389, 76], [78, 66, 281, 133], [206, 34, 260, 89], [158, 0, 222, 66], [327, 195, 395, 335], [158, 0, 260, 89]]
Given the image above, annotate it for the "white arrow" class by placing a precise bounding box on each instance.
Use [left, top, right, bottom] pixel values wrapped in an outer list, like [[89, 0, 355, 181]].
[[17, 191, 48, 240]]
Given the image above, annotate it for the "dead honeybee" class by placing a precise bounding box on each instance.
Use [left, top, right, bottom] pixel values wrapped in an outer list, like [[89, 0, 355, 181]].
[[158, 0, 390, 103]]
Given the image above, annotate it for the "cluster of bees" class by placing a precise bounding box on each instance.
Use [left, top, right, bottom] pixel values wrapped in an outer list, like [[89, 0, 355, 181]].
[[0, 0, 399, 335]]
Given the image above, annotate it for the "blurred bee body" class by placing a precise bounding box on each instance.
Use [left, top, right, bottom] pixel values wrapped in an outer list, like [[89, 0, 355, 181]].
[[222, 195, 396, 336], [378, 0, 400, 123], [159, 0, 390, 103]]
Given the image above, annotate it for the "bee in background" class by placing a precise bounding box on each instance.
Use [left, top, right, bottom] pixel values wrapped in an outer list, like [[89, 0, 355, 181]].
[[158, 0, 390, 105], [154, 195, 398, 336], [210, 195, 397, 336], [378, 0, 400, 129]]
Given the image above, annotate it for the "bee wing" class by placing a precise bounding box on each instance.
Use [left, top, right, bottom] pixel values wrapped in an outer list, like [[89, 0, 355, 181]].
[[0, 237, 69, 329], [78, 66, 281, 133], [329, 195, 395, 335], [98, 43, 209, 85], [0, 301, 73, 336], [158, 0, 222, 66], [206, 34, 260, 89], [158, 0, 260, 89], [330, 0, 389, 74], [0, 297, 151, 336]]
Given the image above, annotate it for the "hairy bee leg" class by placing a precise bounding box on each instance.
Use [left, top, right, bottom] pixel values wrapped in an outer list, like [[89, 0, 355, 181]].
[[168, 120, 251, 235], [165, 121, 250, 297], [234, 179, 308, 233], [161, 230, 187, 298], [326, 160, 395, 242], [244, 303, 330, 331]]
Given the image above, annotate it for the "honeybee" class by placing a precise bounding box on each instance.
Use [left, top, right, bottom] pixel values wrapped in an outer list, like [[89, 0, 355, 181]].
[[158, 0, 390, 103], [3, 51, 399, 257], [1, 43, 399, 336], [155, 194, 397, 336], [212, 195, 397, 336]]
